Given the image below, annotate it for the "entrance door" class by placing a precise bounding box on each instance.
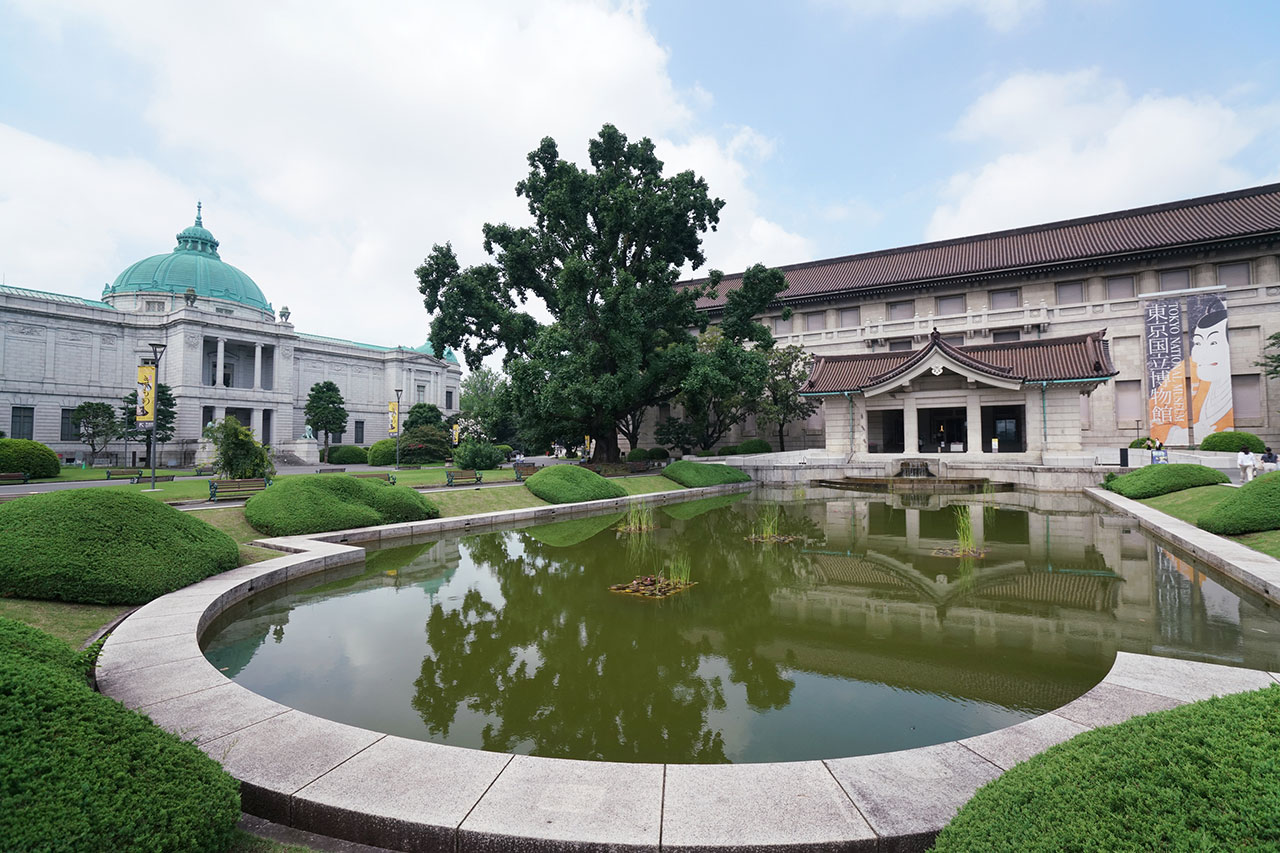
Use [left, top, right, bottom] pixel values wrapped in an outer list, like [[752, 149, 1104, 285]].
[[918, 407, 967, 452], [981, 405, 1025, 452]]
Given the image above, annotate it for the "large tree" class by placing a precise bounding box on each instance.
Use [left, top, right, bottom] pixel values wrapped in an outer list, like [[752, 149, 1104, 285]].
[[460, 367, 515, 444], [755, 345, 818, 452], [403, 402, 444, 431], [72, 402, 119, 464], [418, 124, 744, 462], [304, 381, 348, 460]]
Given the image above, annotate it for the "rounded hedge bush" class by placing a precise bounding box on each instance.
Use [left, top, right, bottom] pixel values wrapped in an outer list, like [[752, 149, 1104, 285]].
[[245, 475, 439, 536], [1199, 430, 1265, 453], [400, 425, 450, 464], [662, 460, 752, 488], [0, 490, 238, 605], [737, 438, 772, 454], [325, 444, 368, 465], [1103, 463, 1228, 499], [933, 685, 1280, 852], [496, 444, 514, 459], [454, 440, 505, 470], [648, 447, 670, 461], [524, 465, 627, 503], [367, 437, 397, 466], [0, 619, 241, 851], [1128, 436, 1153, 449], [627, 448, 649, 462], [1198, 471, 1280, 535], [0, 438, 60, 478], [718, 444, 740, 455]]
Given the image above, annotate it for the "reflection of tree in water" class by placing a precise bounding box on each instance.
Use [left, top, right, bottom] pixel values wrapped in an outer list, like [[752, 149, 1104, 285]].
[[411, 502, 818, 763]]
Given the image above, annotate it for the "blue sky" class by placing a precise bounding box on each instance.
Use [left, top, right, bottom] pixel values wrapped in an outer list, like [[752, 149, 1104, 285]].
[[1, 0, 1277, 352]]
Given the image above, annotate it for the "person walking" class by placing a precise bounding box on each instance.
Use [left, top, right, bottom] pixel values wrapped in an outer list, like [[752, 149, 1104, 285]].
[[1237, 446, 1257, 483], [1262, 447, 1279, 474]]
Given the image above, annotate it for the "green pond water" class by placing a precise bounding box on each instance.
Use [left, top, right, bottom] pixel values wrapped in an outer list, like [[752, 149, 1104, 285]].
[[202, 489, 1280, 764]]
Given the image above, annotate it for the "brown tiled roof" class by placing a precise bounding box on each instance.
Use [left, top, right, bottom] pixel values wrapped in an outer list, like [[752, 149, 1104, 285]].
[[688, 182, 1280, 309], [800, 329, 1116, 394]]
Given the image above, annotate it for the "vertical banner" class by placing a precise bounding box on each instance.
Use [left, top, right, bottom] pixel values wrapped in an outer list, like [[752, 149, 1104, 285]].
[[1143, 298, 1187, 444], [136, 364, 156, 427], [1185, 293, 1234, 439], [388, 401, 399, 436], [451, 423, 460, 446]]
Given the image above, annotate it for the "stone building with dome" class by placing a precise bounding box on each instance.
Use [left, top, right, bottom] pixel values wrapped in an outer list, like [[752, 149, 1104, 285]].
[[0, 206, 462, 465]]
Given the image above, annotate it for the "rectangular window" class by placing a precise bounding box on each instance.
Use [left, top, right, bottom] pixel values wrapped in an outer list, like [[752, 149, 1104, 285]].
[[1056, 280, 1085, 304], [1159, 269, 1191, 292], [215, 307, 233, 315], [936, 294, 965, 316], [805, 312, 825, 331], [354, 420, 365, 444], [145, 300, 166, 312], [992, 329, 1021, 343], [445, 390, 453, 410], [773, 316, 790, 335], [990, 288, 1020, 310], [416, 384, 426, 403], [839, 307, 860, 328], [1106, 276, 1135, 299], [60, 408, 78, 441], [1217, 262, 1251, 288], [888, 300, 914, 321], [10, 406, 34, 440], [1115, 380, 1141, 423], [1232, 374, 1261, 421], [888, 339, 913, 351]]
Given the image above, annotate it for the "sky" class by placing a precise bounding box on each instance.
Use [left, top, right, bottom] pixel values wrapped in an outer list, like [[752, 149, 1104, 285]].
[[1, 0, 1278, 363]]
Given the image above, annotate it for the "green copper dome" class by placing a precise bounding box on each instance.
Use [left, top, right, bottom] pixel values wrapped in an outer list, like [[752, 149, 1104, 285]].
[[104, 204, 273, 316]]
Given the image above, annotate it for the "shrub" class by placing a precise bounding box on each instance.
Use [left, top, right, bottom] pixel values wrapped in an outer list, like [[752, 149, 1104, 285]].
[[696, 449, 715, 457], [245, 475, 439, 536], [495, 444, 514, 460], [1128, 436, 1153, 449], [565, 450, 579, 459], [662, 460, 752, 488], [1199, 430, 1265, 453], [718, 445, 739, 455], [1103, 463, 1228, 499], [207, 415, 274, 479], [627, 448, 649, 462], [399, 425, 450, 464], [0, 619, 241, 852], [524, 465, 627, 503], [737, 438, 772, 454], [367, 438, 397, 466], [0, 438, 60, 478], [0, 490, 238, 604], [325, 444, 368, 465], [454, 440, 505, 470], [933, 686, 1280, 852], [1198, 471, 1280, 535], [648, 447, 670, 461]]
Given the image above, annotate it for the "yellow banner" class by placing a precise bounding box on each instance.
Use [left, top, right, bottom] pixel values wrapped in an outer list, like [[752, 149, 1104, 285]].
[[136, 365, 156, 424], [388, 401, 399, 436], [451, 423, 460, 446]]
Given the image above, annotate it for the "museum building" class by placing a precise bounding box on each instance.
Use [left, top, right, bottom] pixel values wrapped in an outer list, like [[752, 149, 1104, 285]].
[[0, 207, 462, 465], [686, 182, 1280, 459]]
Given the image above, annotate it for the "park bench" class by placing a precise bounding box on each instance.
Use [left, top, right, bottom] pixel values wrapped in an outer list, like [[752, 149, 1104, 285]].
[[131, 474, 176, 484], [316, 467, 347, 474], [445, 468, 482, 487], [105, 469, 143, 480], [0, 472, 31, 485], [627, 461, 651, 474], [208, 478, 271, 502], [0, 492, 35, 503], [193, 466, 215, 476], [352, 471, 396, 485], [513, 462, 538, 481]]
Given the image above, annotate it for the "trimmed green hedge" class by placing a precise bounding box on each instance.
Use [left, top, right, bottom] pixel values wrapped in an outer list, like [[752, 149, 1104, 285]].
[[454, 440, 505, 470], [1198, 471, 1280, 535], [662, 460, 752, 488], [737, 438, 772, 454], [367, 438, 397, 466], [627, 448, 649, 462], [1199, 430, 1265, 453], [1103, 463, 1228, 499], [1128, 436, 1154, 449], [0, 619, 241, 851], [0, 490, 238, 605], [245, 475, 440, 536], [523, 465, 627, 503], [325, 444, 368, 464], [932, 686, 1280, 852], [0, 438, 60, 478], [648, 447, 670, 461], [718, 444, 739, 455]]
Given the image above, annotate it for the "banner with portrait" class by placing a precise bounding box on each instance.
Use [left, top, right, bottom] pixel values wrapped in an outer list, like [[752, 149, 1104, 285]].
[[1185, 293, 1234, 439], [388, 401, 399, 436], [1144, 298, 1187, 444], [136, 364, 156, 427]]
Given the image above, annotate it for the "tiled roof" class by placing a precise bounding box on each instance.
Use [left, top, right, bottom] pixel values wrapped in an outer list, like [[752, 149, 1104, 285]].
[[0, 284, 115, 310], [688, 182, 1280, 309], [800, 329, 1116, 394]]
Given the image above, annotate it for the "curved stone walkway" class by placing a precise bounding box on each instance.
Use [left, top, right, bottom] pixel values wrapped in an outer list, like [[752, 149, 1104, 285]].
[[97, 483, 1280, 852]]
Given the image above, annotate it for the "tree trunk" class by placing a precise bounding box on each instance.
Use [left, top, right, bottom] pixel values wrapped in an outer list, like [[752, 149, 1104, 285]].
[[778, 423, 787, 452], [593, 430, 621, 463]]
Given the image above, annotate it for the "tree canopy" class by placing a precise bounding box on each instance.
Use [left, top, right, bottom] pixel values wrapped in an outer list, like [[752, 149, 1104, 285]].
[[304, 381, 348, 455], [755, 345, 818, 452], [417, 124, 784, 461], [72, 402, 118, 464], [121, 383, 176, 447], [403, 402, 443, 431]]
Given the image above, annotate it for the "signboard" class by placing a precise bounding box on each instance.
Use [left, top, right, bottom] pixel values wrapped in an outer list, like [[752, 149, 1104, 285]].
[[1144, 298, 1188, 445], [388, 401, 399, 436], [1151, 449, 1169, 464], [135, 364, 156, 427], [1185, 293, 1234, 440], [451, 423, 460, 446]]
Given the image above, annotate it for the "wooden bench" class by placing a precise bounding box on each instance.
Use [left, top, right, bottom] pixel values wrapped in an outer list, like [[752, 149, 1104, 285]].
[[513, 463, 538, 481], [193, 466, 215, 476], [352, 471, 396, 485], [445, 468, 482, 486], [105, 469, 143, 480], [0, 472, 30, 485], [316, 467, 347, 474], [131, 474, 176, 484], [0, 492, 35, 503], [209, 478, 271, 502]]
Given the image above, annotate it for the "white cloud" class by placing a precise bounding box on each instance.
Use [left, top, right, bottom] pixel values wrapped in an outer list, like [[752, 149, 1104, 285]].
[[0, 0, 808, 350], [819, 0, 1044, 31], [927, 69, 1266, 240]]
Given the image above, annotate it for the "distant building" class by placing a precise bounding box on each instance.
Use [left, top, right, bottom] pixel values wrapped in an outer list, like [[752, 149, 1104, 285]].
[[0, 206, 461, 465]]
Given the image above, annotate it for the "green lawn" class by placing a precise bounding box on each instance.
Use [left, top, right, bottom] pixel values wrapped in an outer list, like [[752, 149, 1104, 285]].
[[190, 506, 282, 563], [0, 599, 127, 648], [1141, 485, 1280, 560]]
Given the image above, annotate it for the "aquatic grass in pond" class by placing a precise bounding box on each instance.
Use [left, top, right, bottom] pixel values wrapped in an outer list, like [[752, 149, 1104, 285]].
[[668, 555, 692, 585], [746, 505, 801, 544], [619, 503, 656, 533]]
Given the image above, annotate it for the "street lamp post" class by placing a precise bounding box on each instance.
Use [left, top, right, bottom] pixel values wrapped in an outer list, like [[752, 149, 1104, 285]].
[[394, 388, 403, 470], [147, 342, 167, 491]]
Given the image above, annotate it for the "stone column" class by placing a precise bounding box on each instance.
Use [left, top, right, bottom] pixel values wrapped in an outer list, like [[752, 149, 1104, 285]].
[[250, 408, 261, 440], [1256, 255, 1279, 284], [851, 395, 868, 455], [215, 406, 226, 422], [966, 394, 982, 454], [253, 343, 263, 390], [215, 338, 226, 387], [903, 395, 919, 455]]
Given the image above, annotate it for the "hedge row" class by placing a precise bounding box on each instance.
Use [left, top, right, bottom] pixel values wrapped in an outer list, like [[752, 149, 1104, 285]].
[[523, 465, 627, 503], [1198, 471, 1280, 535], [662, 460, 752, 488], [0, 438, 60, 478], [0, 619, 241, 851], [0, 490, 238, 605], [244, 475, 440, 536], [324, 444, 368, 465], [1103, 463, 1228, 499]]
